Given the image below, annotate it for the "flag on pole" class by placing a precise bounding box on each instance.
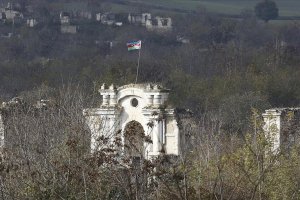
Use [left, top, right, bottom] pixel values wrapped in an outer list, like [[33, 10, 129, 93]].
[[127, 40, 141, 51]]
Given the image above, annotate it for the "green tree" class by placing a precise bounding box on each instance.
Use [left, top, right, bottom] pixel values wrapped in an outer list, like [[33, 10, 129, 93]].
[[255, 0, 279, 22]]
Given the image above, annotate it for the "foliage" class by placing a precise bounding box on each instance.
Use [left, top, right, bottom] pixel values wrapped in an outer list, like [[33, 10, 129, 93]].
[[255, 0, 279, 22], [0, 2, 300, 199]]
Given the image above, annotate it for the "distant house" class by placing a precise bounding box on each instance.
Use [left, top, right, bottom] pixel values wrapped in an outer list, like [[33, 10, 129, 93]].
[[263, 108, 300, 152], [128, 13, 172, 32], [76, 11, 92, 20], [146, 16, 172, 32], [128, 13, 142, 24], [128, 13, 151, 26], [96, 13, 122, 26], [100, 13, 115, 25], [1, 8, 23, 21], [96, 13, 101, 21], [0, 2, 23, 21], [60, 12, 71, 24], [26, 18, 38, 27], [60, 11, 77, 34]]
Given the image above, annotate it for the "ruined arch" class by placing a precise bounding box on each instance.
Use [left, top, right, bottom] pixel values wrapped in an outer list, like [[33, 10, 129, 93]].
[[124, 120, 145, 157]]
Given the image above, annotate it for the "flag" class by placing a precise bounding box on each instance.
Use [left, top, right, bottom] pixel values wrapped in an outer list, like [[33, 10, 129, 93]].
[[127, 40, 141, 51]]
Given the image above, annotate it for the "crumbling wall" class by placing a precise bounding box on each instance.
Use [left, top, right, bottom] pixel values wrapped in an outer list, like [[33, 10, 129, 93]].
[[146, 17, 172, 32], [263, 108, 300, 152], [165, 117, 179, 155], [280, 109, 300, 151], [175, 109, 197, 154], [0, 111, 4, 148]]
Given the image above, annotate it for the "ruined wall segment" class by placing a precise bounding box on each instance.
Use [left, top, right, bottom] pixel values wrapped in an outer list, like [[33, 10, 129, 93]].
[[263, 108, 300, 152], [0, 111, 4, 148]]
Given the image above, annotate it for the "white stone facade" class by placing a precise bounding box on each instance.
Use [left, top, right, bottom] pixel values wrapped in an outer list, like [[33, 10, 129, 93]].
[[26, 18, 38, 27], [60, 12, 71, 24], [262, 109, 282, 152], [83, 84, 180, 158], [128, 13, 151, 25], [263, 108, 300, 152], [97, 13, 116, 25], [2, 9, 23, 20], [146, 16, 172, 32], [0, 113, 4, 149], [128, 13, 172, 32]]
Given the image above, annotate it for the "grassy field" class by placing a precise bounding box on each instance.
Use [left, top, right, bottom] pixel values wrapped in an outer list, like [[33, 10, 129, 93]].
[[47, 0, 300, 21], [134, 0, 300, 16]]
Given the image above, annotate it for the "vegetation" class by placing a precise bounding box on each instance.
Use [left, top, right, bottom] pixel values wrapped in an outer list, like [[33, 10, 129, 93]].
[[130, 0, 300, 16], [0, 0, 300, 199], [255, 0, 279, 22]]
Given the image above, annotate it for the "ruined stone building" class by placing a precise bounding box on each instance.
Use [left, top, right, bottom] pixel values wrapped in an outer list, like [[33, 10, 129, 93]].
[[95, 12, 124, 26], [60, 12, 71, 24], [1, 9, 23, 20], [1, 85, 300, 159], [146, 16, 172, 32], [83, 84, 181, 159], [263, 108, 300, 152], [128, 13, 151, 26], [0, 2, 23, 21], [76, 11, 92, 20], [60, 11, 77, 34], [128, 13, 172, 32], [26, 18, 38, 27]]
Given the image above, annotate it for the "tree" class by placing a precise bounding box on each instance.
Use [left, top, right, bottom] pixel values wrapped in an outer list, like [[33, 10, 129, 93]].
[[255, 0, 279, 22]]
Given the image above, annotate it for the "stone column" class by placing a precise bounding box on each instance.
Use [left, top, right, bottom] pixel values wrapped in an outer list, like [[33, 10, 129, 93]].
[[146, 95, 154, 106], [0, 114, 4, 148], [102, 94, 109, 106], [110, 93, 117, 106], [109, 114, 119, 146], [162, 119, 166, 144], [262, 110, 282, 153], [152, 119, 164, 155], [152, 120, 160, 155], [153, 95, 161, 107]]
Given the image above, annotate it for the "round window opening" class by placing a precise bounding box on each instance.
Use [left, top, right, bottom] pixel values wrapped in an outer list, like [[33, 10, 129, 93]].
[[131, 98, 139, 107]]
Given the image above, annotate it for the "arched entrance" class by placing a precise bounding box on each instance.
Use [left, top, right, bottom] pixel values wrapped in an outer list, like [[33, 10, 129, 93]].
[[124, 120, 145, 157]]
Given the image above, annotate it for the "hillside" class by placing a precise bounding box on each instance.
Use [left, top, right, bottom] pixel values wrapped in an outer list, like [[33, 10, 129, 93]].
[[0, 0, 300, 199], [139, 0, 300, 15]]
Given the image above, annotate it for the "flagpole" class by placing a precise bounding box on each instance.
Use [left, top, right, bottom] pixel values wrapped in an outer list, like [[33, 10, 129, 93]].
[[135, 47, 141, 84]]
